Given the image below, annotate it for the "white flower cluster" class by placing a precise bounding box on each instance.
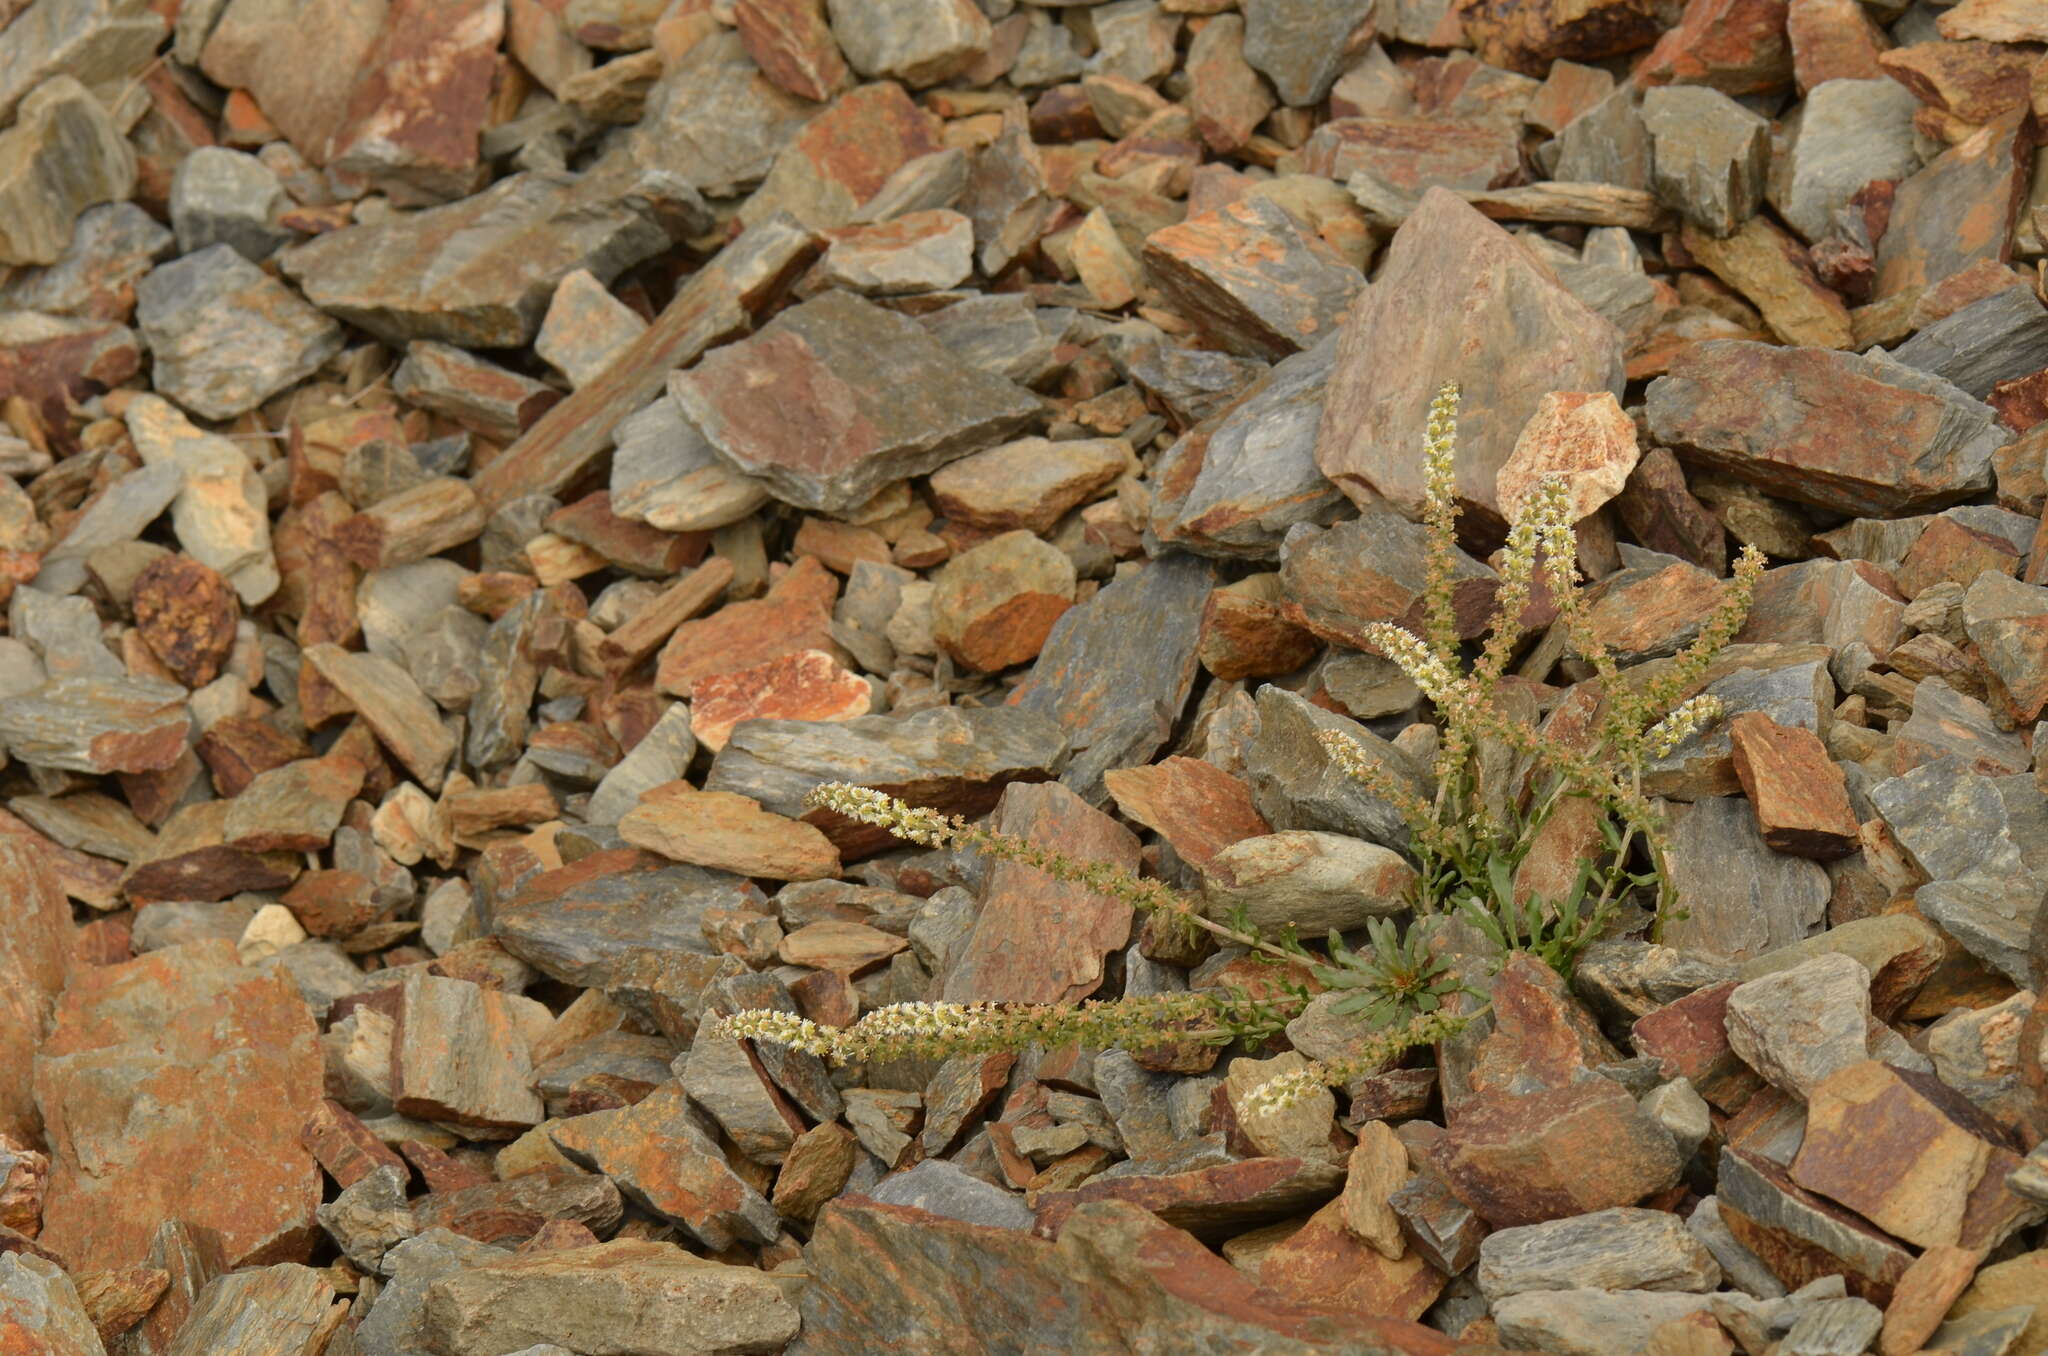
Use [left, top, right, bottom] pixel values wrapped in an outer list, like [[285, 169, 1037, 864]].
[[1356, 621, 1460, 704], [1238, 1067, 1324, 1118], [707, 1008, 838, 1056], [1643, 694, 1725, 756], [856, 1002, 996, 1039], [804, 782, 957, 847]]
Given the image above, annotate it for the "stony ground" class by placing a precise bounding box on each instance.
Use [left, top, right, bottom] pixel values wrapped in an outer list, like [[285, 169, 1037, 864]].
[[2, 0, 2048, 1351]]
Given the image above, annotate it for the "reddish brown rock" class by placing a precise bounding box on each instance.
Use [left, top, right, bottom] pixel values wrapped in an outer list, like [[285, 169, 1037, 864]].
[[657, 555, 846, 699], [121, 801, 300, 905], [1728, 711, 1861, 860], [1198, 576, 1322, 681], [777, 920, 907, 974], [1103, 756, 1270, 872], [1496, 390, 1640, 524], [390, 970, 548, 1135], [549, 1082, 778, 1249], [1280, 513, 1504, 649], [326, 0, 503, 202], [128, 553, 237, 688], [790, 516, 890, 575], [734, 0, 850, 102], [1785, 0, 1889, 91], [1317, 188, 1623, 527], [689, 649, 873, 753], [943, 781, 1141, 1005], [1431, 1077, 1686, 1228], [0, 677, 191, 776], [1682, 217, 1854, 350], [300, 1100, 409, 1190], [1789, 1060, 1995, 1249], [223, 753, 367, 854], [1630, 982, 1763, 1113], [927, 437, 1131, 537], [1895, 515, 2022, 599], [1613, 448, 1728, 573], [0, 315, 141, 448], [545, 492, 710, 578], [1186, 13, 1275, 155], [1456, 0, 1670, 75], [1633, 0, 1792, 94], [304, 643, 457, 791], [1298, 115, 1522, 194], [1879, 1244, 1986, 1356], [0, 840, 71, 1145], [1880, 41, 2038, 123], [930, 530, 1077, 673], [620, 783, 842, 881], [1258, 1195, 1447, 1321], [34, 940, 324, 1271], [1141, 196, 1365, 363]]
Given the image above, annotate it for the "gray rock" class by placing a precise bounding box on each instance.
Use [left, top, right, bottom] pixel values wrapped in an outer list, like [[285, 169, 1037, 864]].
[[1491, 1288, 1719, 1356], [1778, 1297, 1884, 1356], [676, 1023, 797, 1165], [358, 560, 470, 663], [868, 1158, 1033, 1230], [1723, 953, 1872, 1097], [0, 675, 189, 774], [1010, 553, 1213, 804], [356, 1229, 512, 1356], [1241, 0, 1375, 106], [1553, 87, 1653, 191], [1871, 757, 2037, 884], [169, 146, 293, 262], [131, 898, 260, 952], [609, 394, 771, 533], [0, 74, 137, 267], [136, 244, 344, 422], [9, 586, 121, 679], [316, 1164, 417, 1274], [587, 701, 698, 826], [850, 148, 971, 225], [125, 395, 281, 605], [917, 292, 1064, 385], [626, 31, 816, 198], [400, 605, 488, 711], [280, 156, 700, 347], [1642, 648, 1835, 800], [826, 0, 990, 88], [32, 461, 182, 596], [1148, 335, 1347, 559], [1143, 196, 1364, 363], [1243, 684, 1428, 851], [1085, 0, 1180, 84], [391, 341, 562, 445], [672, 289, 1041, 514], [1685, 1195, 1785, 1300], [490, 860, 758, 988], [1640, 85, 1769, 237], [0, 0, 165, 127], [1778, 78, 1922, 244], [467, 591, 543, 770], [1916, 874, 2046, 991], [1199, 830, 1414, 936], [1009, 10, 1085, 88], [0, 200, 172, 318], [1899, 280, 2048, 400], [1477, 1207, 1721, 1301], [257, 941, 371, 1018], [1121, 339, 1266, 427], [1658, 795, 1830, 963], [1895, 678, 2032, 776]]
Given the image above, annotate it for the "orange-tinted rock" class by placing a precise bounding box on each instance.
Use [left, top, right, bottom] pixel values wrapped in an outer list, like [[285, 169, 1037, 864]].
[[0, 840, 72, 1145], [549, 1082, 778, 1250], [1880, 41, 2037, 123], [943, 780, 1140, 1005], [1431, 1077, 1686, 1228], [1198, 577, 1322, 681], [1458, 0, 1670, 75], [1879, 1244, 1986, 1356], [1894, 515, 2021, 599], [1728, 712, 1860, 860], [1257, 1195, 1448, 1321], [1141, 196, 1365, 363], [657, 555, 845, 699], [777, 920, 907, 974], [129, 554, 237, 687], [927, 436, 1131, 537], [1496, 390, 1640, 524], [1789, 1060, 1995, 1249], [1785, 0, 1888, 91], [620, 783, 842, 882], [1103, 756, 1269, 871], [930, 529, 1076, 673], [689, 649, 873, 753], [1633, 0, 1792, 94], [790, 516, 891, 575], [545, 491, 710, 577], [1630, 982, 1763, 1113], [300, 1099, 409, 1189], [733, 0, 850, 102], [1297, 116, 1524, 195], [1582, 561, 1730, 663], [33, 939, 324, 1271], [1872, 112, 2031, 303]]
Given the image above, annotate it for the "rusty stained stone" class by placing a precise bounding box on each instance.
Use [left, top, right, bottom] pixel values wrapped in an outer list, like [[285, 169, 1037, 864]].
[[393, 339, 563, 442], [1197, 577, 1323, 681], [1279, 512, 1502, 650], [930, 529, 1076, 673], [1880, 41, 2038, 124], [1681, 217, 1854, 350], [300, 1099, 409, 1189], [128, 553, 237, 688], [671, 289, 1038, 514], [1430, 1076, 1686, 1228], [1789, 1060, 1997, 1249], [1629, 981, 1763, 1113], [0, 313, 140, 441], [619, 782, 842, 882], [325, 0, 504, 203], [1872, 112, 2031, 303], [927, 436, 1131, 538], [1785, 0, 1889, 91], [0, 838, 71, 1146], [390, 969, 549, 1135], [0, 677, 191, 776], [1257, 1195, 1447, 1322], [223, 753, 367, 854], [1633, 0, 1793, 95], [1102, 756, 1270, 872], [1317, 187, 1624, 528], [303, 642, 458, 791], [1645, 340, 2002, 517], [943, 780, 1141, 1005], [1718, 1147, 1916, 1303], [1032, 1157, 1346, 1243], [550, 1082, 779, 1249], [742, 79, 946, 230], [545, 491, 709, 577], [1456, 0, 1675, 76], [1495, 389, 1640, 524], [733, 0, 850, 103], [688, 649, 872, 753], [1141, 196, 1365, 363], [656, 555, 844, 699], [1299, 115, 1523, 195], [33, 940, 324, 1271]]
